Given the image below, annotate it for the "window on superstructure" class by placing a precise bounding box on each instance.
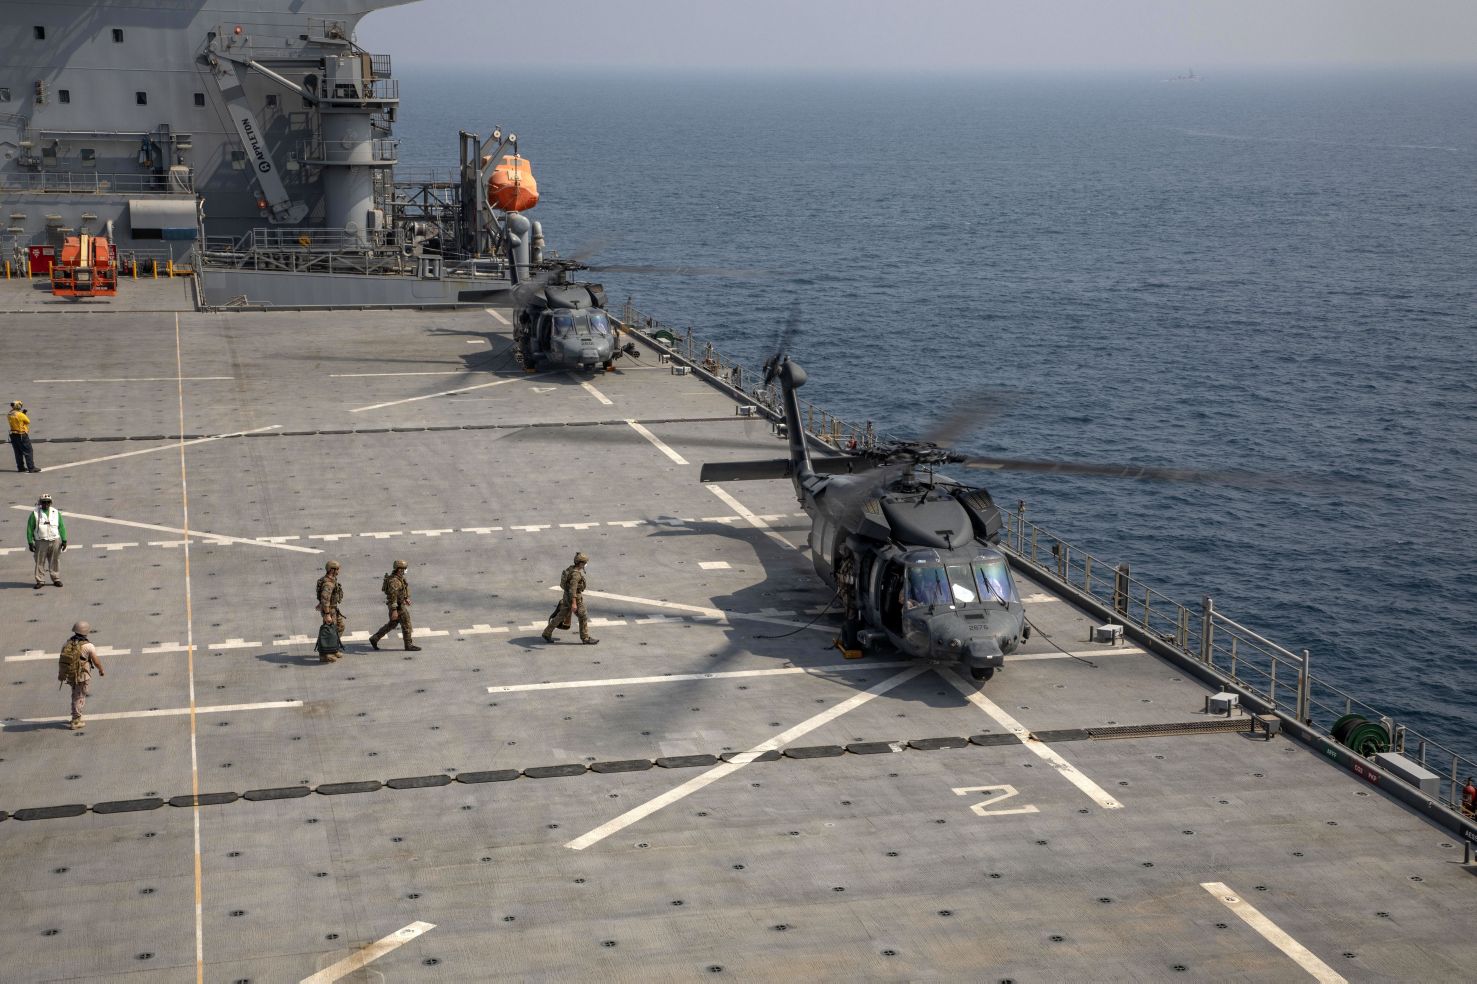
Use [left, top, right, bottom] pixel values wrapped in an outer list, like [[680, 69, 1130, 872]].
[[265, 94, 278, 107], [0, 88, 11, 103], [79, 149, 96, 168], [230, 150, 247, 170], [58, 89, 70, 104], [33, 26, 46, 41], [194, 93, 206, 107], [112, 29, 124, 43], [136, 91, 147, 105]]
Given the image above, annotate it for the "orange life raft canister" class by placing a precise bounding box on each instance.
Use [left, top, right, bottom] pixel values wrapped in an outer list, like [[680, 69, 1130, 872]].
[[488, 155, 538, 212]]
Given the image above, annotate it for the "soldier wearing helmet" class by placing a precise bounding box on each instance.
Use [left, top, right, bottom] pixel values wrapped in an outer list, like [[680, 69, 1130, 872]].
[[58, 620, 105, 730], [543, 551, 597, 645], [314, 560, 346, 662], [370, 559, 419, 651]]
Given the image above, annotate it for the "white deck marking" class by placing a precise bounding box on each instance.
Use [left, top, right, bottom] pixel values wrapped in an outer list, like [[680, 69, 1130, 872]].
[[699, 561, 731, 570], [3, 700, 303, 729], [349, 372, 544, 412], [329, 370, 489, 378], [300, 921, 437, 984], [704, 483, 798, 552], [37, 424, 282, 473], [580, 380, 614, 405], [574, 588, 834, 632], [939, 667, 1123, 810], [1201, 883, 1347, 983], [171, 313, 207, 984], [491, 661, 913, 693], [485, 307, 511, 325], [33, 376, 235, 383], [1008, 647, 1146, 662], [626, 419, 687, 463], [8, 506, 321, 555], [565, 664, 930, 850], [1021, 592, 1059, 603]]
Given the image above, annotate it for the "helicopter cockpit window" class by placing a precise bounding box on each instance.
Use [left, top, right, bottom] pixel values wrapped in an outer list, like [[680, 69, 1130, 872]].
[[905, 566, 952, 609], [588, 311, 611, 336], [973, 557, 1019, 605], [552, 313, 575, 338]]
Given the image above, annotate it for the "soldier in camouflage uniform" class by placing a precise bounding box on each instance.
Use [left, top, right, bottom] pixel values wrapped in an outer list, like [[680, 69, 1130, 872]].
[[543, 552, 598, 645], [58, 620, 105, 730], [369, 559, 420, 651], [315, 560, 346, 662]]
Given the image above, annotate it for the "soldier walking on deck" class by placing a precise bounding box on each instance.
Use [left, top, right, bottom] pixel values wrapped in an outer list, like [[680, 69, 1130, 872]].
[[8, 401, 38, 473], [58, 620, 104, 730], [543, 552, 599, 645], [27, 492, 66, 588], [369, 559, 419, 651], [315, 560, 346, 662]]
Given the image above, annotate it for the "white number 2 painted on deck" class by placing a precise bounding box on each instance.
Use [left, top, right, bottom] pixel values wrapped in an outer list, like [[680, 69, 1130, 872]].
[[952, 784, 1040, 817]]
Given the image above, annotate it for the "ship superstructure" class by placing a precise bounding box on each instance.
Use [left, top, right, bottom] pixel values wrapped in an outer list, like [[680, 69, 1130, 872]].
[[1, 0, 527, 306]]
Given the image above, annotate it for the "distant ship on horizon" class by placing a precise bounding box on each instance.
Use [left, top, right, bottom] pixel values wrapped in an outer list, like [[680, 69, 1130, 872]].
[[1164, 68, 1201, 82]]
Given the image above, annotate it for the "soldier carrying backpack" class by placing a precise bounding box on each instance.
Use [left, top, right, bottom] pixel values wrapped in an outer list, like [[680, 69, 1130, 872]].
[[58, 620, 105, 730]]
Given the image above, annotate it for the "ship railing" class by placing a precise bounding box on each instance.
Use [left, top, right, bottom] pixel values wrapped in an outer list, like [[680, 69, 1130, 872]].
[[619, 298, 894, 451], [296, 138, 398, 165], [0, 171, 195, 194], [1003, 507, 1476, 816]]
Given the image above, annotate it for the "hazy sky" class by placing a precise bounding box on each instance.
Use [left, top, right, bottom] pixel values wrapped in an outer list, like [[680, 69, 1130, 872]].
[[359, 0, 1477, 72]]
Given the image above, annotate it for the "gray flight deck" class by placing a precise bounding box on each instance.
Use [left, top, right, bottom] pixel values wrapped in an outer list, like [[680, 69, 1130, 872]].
[[0, 280, 1473, 982]]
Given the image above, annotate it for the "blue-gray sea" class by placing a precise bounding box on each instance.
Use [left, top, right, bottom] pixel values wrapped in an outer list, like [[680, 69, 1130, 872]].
[[396, 69, 1476, 761]]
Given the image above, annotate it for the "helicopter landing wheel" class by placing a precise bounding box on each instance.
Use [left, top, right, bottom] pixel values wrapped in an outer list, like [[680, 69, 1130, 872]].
[[603, 360, 615, 372], [969, 667, 995, 683]]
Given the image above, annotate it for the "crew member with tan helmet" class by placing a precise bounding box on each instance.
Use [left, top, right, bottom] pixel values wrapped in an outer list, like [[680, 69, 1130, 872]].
[[544, 552, 598, 645], [58, 620, 105, 730]]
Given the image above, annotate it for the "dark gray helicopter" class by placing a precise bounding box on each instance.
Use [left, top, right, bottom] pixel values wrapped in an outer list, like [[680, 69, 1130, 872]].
[[701, 358, 1022, 682], [700, 339, 1295, 684], [508, 258, 641, 373]]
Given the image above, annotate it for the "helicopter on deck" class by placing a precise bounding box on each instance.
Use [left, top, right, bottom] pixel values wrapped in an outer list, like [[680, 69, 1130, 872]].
[[700, 336, 1292, 684], [506, 256, 641, 373]]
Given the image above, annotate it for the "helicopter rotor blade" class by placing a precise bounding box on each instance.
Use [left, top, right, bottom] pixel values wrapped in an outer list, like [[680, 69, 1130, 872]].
[[961, 455, 1314, 490], [762, 300, 803, 386], [912, 390, 1023, 449], [584, 263, 770, 279]]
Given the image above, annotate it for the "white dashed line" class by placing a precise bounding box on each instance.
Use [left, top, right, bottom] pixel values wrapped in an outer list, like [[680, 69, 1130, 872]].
[[491, 661, 914, 693], [485, 308, 512, 325], [699, 561, 731, 570], [7, 506, 320, 555]]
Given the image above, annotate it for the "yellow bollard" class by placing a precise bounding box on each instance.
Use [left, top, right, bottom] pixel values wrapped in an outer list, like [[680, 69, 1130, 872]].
[[131, 259, 137, 280], [4, 260, 9, 279], [167, 259, 174, 277], [152, 259, 158, 279]]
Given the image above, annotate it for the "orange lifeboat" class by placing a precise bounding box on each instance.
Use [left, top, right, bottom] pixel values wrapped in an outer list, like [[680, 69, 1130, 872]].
[[488, 155, 538, 212]]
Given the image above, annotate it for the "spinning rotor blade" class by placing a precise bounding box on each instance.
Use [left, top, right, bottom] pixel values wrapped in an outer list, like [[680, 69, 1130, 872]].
[[585, 263, 769, 279], [962, 455, 1311, 490], [763, 301, 804, 385], [914, 390, 1023, 449]]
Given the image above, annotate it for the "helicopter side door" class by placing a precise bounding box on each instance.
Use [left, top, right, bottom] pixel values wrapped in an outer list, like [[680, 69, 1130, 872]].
[[537, 313, 553, 352], [877, 559, 904, 633]]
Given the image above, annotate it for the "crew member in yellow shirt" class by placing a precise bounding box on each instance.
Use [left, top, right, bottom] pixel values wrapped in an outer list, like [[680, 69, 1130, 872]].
[[7, 401, 38, 473]]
